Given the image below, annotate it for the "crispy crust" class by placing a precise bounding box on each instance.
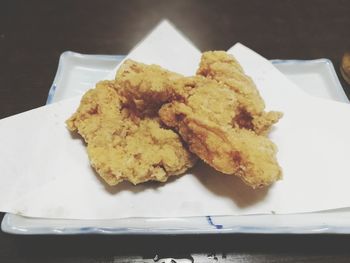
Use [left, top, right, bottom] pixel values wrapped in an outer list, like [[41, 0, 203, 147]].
[[66, 80, 196, 185], [67, 52, 283, 189], [197, 51, 282, 135], [159, 90, 282, 189]]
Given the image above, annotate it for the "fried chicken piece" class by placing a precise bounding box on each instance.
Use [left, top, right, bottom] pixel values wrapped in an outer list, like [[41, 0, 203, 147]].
[[115, 59, 183, 112], [197, 51, 282, 135], [159, 77, 282, 188], [66, 80, 196, 186]]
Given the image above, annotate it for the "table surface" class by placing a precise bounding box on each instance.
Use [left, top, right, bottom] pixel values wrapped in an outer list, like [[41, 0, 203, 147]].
[[1, 0, 350, 262]]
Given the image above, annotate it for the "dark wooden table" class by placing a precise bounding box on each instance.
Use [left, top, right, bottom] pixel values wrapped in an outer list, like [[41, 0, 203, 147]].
[[1, 0, 350, 262]]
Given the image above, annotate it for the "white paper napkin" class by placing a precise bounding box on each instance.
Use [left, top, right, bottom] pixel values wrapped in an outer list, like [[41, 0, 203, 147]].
[[0, 21, 350, 219], [106, 20, 201, 79]]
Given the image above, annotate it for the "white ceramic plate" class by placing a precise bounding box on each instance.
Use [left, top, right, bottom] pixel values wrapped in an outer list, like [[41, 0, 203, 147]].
[[2, 52, 349, 235]]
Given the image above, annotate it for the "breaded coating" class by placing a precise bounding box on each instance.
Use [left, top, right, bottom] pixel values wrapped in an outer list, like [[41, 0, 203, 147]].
[[66, 81, 196, 186], [115, 59, 183, 112], [159, 77, 282, 189], [116, 57, 282, 136], [113, 58, 282, 188], [197, 51, 282, 135]]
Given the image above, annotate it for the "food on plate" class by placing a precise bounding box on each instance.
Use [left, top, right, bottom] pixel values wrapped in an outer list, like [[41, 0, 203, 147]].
[[197, 51, 282, 135], [66, 80, 196, 185], [159, 76, 282, 188], [115, 55, 282, 136], [113, 54, 282, 188], [115, 59, 182, 112], [67, 51, 282, 189]]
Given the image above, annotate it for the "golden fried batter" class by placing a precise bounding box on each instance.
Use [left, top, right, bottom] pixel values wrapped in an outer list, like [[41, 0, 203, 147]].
[[197, 51, 282, 135], [115, 59, 182, 112], [116, 57, 282, 136], [113, 58, 282, 188], [66, 81, 196, 186], [67, 52, 282, 189], [159, 77, 282, 189]]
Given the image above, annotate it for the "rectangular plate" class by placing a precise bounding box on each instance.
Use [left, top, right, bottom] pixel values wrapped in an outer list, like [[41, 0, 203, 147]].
[[2, 52, 349, 235]]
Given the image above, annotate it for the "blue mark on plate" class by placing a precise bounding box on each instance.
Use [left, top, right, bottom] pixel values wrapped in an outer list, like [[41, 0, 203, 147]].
[[46, 84, 57, 105], [206, 216, 223, 229]]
